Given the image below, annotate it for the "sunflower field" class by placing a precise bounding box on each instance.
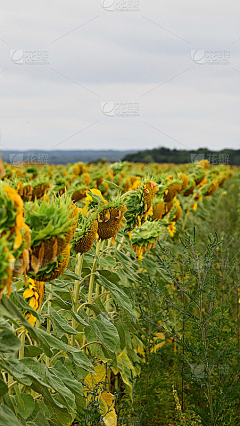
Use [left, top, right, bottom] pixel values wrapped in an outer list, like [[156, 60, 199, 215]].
[[0, 156, 240, 426]]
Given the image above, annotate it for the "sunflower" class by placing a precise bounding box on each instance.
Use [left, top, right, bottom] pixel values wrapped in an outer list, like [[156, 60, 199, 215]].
[[82, 188, 107, 216], [74, 212, 98, 254], [167, 222, 176, 238], [33, 244, 71, 282], [172, 199, 182, 222], [97, 204, 127, 240], [23, 278, 46, 311], [152, 202, 165, 221], [2, 184, 31, 250], [164, 182, 182, 203], [0, 244, 15, 298], [25, 195, 77, 272]]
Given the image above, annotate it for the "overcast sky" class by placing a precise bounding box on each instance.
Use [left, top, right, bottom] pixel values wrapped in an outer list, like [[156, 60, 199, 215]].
[[0, 0, 239, 152]]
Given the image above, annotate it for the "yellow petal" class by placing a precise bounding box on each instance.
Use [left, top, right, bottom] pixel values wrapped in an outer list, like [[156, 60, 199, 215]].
[[23, 288, 34, 300]]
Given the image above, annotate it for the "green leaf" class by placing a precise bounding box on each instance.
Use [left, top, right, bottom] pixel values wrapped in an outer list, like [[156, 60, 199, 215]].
[[0, 296, 52, 357], [51, 361, 83, 396], [99, 256, 116, 269], [46, 369, 75, 414], [0, 377, 8, 397], [37, 329, 93, 372], [0, 329, 21, 354], [28, 412, 50, 426], [24, 345, 43, 358], [51, 292, 72, 310], [0, 405, 23, 426], [12, 393, 35, 420], [97, 274, 137, 319], [48, 306, 80, 335], [88, 314, 120, 352], [10, 293, 43, 322]]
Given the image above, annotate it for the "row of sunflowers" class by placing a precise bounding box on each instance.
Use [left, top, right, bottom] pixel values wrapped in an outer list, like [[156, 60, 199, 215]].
[[0, 156, 237, 426]]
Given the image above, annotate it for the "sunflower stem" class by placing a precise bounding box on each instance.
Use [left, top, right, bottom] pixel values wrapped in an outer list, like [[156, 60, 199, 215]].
[[46, 284, 53, 366], [86, 239, 101, 317], [95, 240, 105, 301], [71, 253, 84, 346]]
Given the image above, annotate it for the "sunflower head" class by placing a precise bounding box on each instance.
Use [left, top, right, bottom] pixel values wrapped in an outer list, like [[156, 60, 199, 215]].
[[97, 201, 127, 240], [73, 211, 98, 254], [81, 188, 107, 216], [29, 244, 71, 282]]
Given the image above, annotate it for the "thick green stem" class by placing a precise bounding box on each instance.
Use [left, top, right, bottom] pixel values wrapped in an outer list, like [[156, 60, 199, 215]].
[[71, 253, 84, 346], [46, 284, 53, 366], [86, 240, 101, 317], [95, 240, 105, 300]]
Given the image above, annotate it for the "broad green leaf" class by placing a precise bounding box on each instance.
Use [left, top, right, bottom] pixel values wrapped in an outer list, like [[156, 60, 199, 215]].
[[0, 405, 22, 426], [38, 329, 93, 372], [24, 345, 43, 358], [48, 306, 80, 335], [46, 369, 75, 414], [84, 327, 113, 363], [51, 292, 72, 310], [97, 275, 136, 319], [0, 296, 52, 357], [117, 350, 137, 391], [0, 377, 8, 397], [10, 293, 43, 321], [0, 329, 21, 354], [27, 411, 50, 426], [12, 393, 35, 420], [51, 361, 83, 396], [89, 315, 119, 352]]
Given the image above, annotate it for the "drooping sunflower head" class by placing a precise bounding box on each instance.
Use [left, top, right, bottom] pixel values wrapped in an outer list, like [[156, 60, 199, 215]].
[[0, 182, 30, 250], [0, 238, 15, 298], [73, 162, 87, 176], [97, 199, 127, 241], [163, 181, 182, 203], [25, 193, 75, 248], [124, 179, 159, 232], [181, 177, 196, 197], [73, 210, 98, 254], [81, 188, 107, 216], [28, 244, 71, 282], [200, 180, 219, 197], [131, 220, 163, 260]]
